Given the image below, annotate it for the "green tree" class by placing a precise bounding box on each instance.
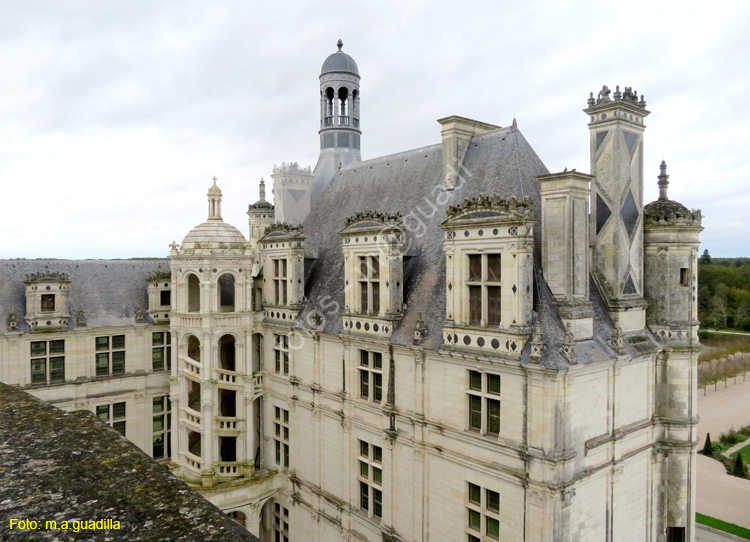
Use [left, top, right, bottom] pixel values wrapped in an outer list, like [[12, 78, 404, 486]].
[[733, 453, 746, 477], [702, 434, 713, 456]]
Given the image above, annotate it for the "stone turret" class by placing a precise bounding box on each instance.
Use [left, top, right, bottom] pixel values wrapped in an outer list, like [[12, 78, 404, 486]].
[[247, 178, 274, 253]]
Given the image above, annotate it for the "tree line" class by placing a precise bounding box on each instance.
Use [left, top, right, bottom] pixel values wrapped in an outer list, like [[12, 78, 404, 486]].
[[699, 251, 750, 330]]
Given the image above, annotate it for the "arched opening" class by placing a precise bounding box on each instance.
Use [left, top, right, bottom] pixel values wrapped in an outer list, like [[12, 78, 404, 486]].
[[187, 335, 201, 363], [251, 333, 263, 373], [188, 430, 201, 457], [260, 500, 288, 542], [218, 273, 236, 312], [187, 274, 200, 312], [188, 379, 201, 412], [219, 335, 236, 372], [325, 87, 334, 126], [338, 87, 349, 126], [352, 88, 360, 127]]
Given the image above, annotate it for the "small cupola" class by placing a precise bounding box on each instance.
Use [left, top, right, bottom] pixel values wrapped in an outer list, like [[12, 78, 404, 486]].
[[23, 272, 71, 332], [207, 177, 223, 221]]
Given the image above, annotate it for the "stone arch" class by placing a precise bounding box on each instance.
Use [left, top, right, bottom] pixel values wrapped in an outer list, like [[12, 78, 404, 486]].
[[186, 334, 201, 363], [217, 273, 236, 312], [218, 334, 236, 372]]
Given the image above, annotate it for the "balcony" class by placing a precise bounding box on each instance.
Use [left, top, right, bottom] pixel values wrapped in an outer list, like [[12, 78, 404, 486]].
[[217, 462, 240, 480], [216, 368, 239, 385], [182, 356, 201, 376], [217, 417, 243, 431], [339, 115, 350, 126], [184, 451, 202, 472], [184, 408, 201, 429], [213, 314, 242, 327], [324, 116, 334, 127]]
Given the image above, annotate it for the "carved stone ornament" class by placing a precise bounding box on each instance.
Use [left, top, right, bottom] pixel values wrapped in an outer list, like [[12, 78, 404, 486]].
[[7, 306, 18, 331], [264, 222, 304, 236], [24, 271, 70, 283], [561, 323, 577, 364], [76, 307, 87, 327], [611, 326, 626, 354], [344, 209, 403, 228], [413, 312, 427, 346], [562, 487, 576, 508], [445, 194, 534, 220], [134, 304, 145, 324], [529, 320, 545, 363]]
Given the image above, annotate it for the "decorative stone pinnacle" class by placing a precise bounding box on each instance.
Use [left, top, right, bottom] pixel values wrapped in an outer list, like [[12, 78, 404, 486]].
[[413, 312, 427, 346], [561, 323, 577, 364], [658, 160, 669, 201], [529, 320, 544, 363], [169, 241, 180, 253], [589, 85, 647, 109], [611, 326, 626, 354], [337, 38, 343, 51], [259, 178, 266, 201], [212, 176, 217, 183]]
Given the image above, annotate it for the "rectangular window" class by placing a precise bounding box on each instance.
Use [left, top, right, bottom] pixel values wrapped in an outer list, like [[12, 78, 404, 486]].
[[273, 503, 289, 542], [466, 482, 501, 541], [466, 253, 502, 327], [358, 255, 381, 316], [467, 370, 501, 436], [160, 290, 171, 307], [152, 332, 172, 372], [358, 350, 383, 403], [95, 335, 126, 376], [680, 268, 689, 286], [29, 340, 65, 384], [273, 334, 290, 376], [273, 258, 289, 305], [40, 294, 55, 312], [667, 527, 686, 542], [152, 395, 171, 459], [274, 407, 290, 468], [96, 402, 126, 436], [358, 439, 383, 519]]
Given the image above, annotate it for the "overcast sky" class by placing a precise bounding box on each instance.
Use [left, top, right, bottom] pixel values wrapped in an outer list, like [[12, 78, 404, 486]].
[[1, 0, 748, 259]]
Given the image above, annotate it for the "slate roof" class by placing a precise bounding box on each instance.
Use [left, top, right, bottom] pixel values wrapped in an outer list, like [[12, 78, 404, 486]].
[[0, 259, 169, 332], [298, 126, 638, 368], [0, 383, 258, 541]]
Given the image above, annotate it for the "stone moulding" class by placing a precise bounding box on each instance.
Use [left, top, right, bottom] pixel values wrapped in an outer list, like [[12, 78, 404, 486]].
[[263, 222, 305, 237], [445, 194, 534, 220], [343, 209, 403, 228], [23, 271, 70, 283]]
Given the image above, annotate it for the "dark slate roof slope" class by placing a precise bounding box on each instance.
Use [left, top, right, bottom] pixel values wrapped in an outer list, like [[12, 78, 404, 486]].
[[0, 259, 169, 332], [0, 382, 258, 541], [299, 126, 550, 351]]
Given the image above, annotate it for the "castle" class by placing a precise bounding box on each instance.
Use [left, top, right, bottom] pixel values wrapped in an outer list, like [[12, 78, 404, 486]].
[[0, 41, 703, 541]]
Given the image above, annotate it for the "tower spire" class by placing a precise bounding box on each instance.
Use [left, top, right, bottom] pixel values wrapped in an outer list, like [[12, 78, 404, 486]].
[[259, 178, 266, 201], [658, 160, 669, 201]]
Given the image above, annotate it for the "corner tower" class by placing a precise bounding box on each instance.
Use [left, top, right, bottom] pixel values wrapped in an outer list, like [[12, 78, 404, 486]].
[[311, 39, 362, 205], [585, 85, 650, 331]]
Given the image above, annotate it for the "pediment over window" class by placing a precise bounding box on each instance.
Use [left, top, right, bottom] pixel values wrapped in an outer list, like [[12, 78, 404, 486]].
[[443, 195, 535, 224]]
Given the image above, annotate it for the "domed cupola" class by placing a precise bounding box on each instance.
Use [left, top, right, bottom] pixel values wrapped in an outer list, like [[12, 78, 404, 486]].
[[320, 39, 359, 76], [180, 177, 247, 254], [643, 161, 702, 226]]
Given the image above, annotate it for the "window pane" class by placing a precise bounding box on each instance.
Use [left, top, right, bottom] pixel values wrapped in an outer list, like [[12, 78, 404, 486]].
[[283, 427, 289, 440], [281, 259, 287, 277], [96, 353, 109, 376], [152, 332, 164, 346], [153, 435, 165, 459], [152, 348, 164, 371], [468, 509, 481, 531], [469, 255, 482, 282], [373, 488, 382, 518], [360, 282, 368, 313], [276, 441, 281, 463], [283, 352, 289, 375], [487, 399, 501, 435], [488, 286, 502, 326], [49, 357, 65, 382], [487, 254, 501, 282], [112, 402, 126, 419], [275, 281, 280, 305], [372, 283, 380, 314], [166, 333, 171, 345], [283, 336, 288, 349], [469, 286, 482, 325], [275, 350, 281, 372], [284, 444, 289, 467], [153, 396, 164, 413], [360, 482, 369, 511], [153, 415, 164, 432], [360, 350, 369, 366], [373, 352, 382, 369], [371, 257, 380, 279], [359, 257, 368, 279], [468, 535, 481, 542], [470, 396, 482, 430], [373, 467, 382, 484], [468, 482, 481, 504], [112, 351, 125, 374], [96, 405, 109, 421], [283, 410, 289, 424], [360, 441, 369, 457], [275, 423, 281, 437], [373, 446, 382, 463], [469, 371, 482, 391], [96, 336, 109, 350], [487, 489, 500, 512], [374, 373, 382, 402], [360, 370, 369, 398], [31, 342, 46, 355], [31, 359, 46, 384], [112, 335, 125, 349], [486, 517, 499, 539], [487, 374, 501, 395], [360, 460, 369, 477], [113, 421, 126, 436], [49, 340, 65, 354]]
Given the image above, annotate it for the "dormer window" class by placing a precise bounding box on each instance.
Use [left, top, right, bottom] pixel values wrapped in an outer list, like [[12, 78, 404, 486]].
[[41, 294, 56, 313], [358, 256, 380, 315], [467, 254, 502, 326]]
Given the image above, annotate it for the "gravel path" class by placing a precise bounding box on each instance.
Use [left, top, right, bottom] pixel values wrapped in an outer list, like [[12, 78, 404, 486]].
[[697, 375, 750, 529]]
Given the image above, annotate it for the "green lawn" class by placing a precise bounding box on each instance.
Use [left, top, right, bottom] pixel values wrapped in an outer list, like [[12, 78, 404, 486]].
[[731, 442, 750, 464], [697, 513, 750, 539]]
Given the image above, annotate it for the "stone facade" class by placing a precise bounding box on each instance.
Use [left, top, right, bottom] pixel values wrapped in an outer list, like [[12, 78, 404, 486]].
[[0, 43, 703, 542]]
